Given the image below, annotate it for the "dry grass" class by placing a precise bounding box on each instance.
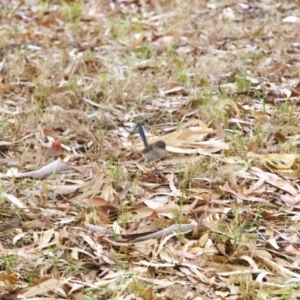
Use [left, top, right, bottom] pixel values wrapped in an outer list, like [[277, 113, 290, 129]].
[[1, 0, 300, 299]]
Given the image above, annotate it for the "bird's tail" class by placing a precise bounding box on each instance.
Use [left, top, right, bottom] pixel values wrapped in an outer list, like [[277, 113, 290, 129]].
[[137, 123, 148, 147]]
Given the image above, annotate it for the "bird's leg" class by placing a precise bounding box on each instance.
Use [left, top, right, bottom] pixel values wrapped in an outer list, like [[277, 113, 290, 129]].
[[146, 161, 157, 172], [152, 162, 160, 173], [147, 161, 154, 169]]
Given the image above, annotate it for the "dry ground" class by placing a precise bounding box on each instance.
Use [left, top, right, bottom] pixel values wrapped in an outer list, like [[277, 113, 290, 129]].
[[1, 0, 300, 299]]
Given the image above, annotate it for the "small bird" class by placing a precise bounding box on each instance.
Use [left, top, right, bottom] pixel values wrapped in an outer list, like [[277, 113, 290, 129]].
[[137, 123, 167, 166]]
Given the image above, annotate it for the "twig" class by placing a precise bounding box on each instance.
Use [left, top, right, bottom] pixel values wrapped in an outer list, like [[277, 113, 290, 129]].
[[85, 223, 197, 243], [90, 128, 102, 145]]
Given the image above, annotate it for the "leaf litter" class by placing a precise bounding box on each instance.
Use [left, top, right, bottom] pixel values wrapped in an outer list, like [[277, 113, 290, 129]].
[[1, 0, 300, 299]]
